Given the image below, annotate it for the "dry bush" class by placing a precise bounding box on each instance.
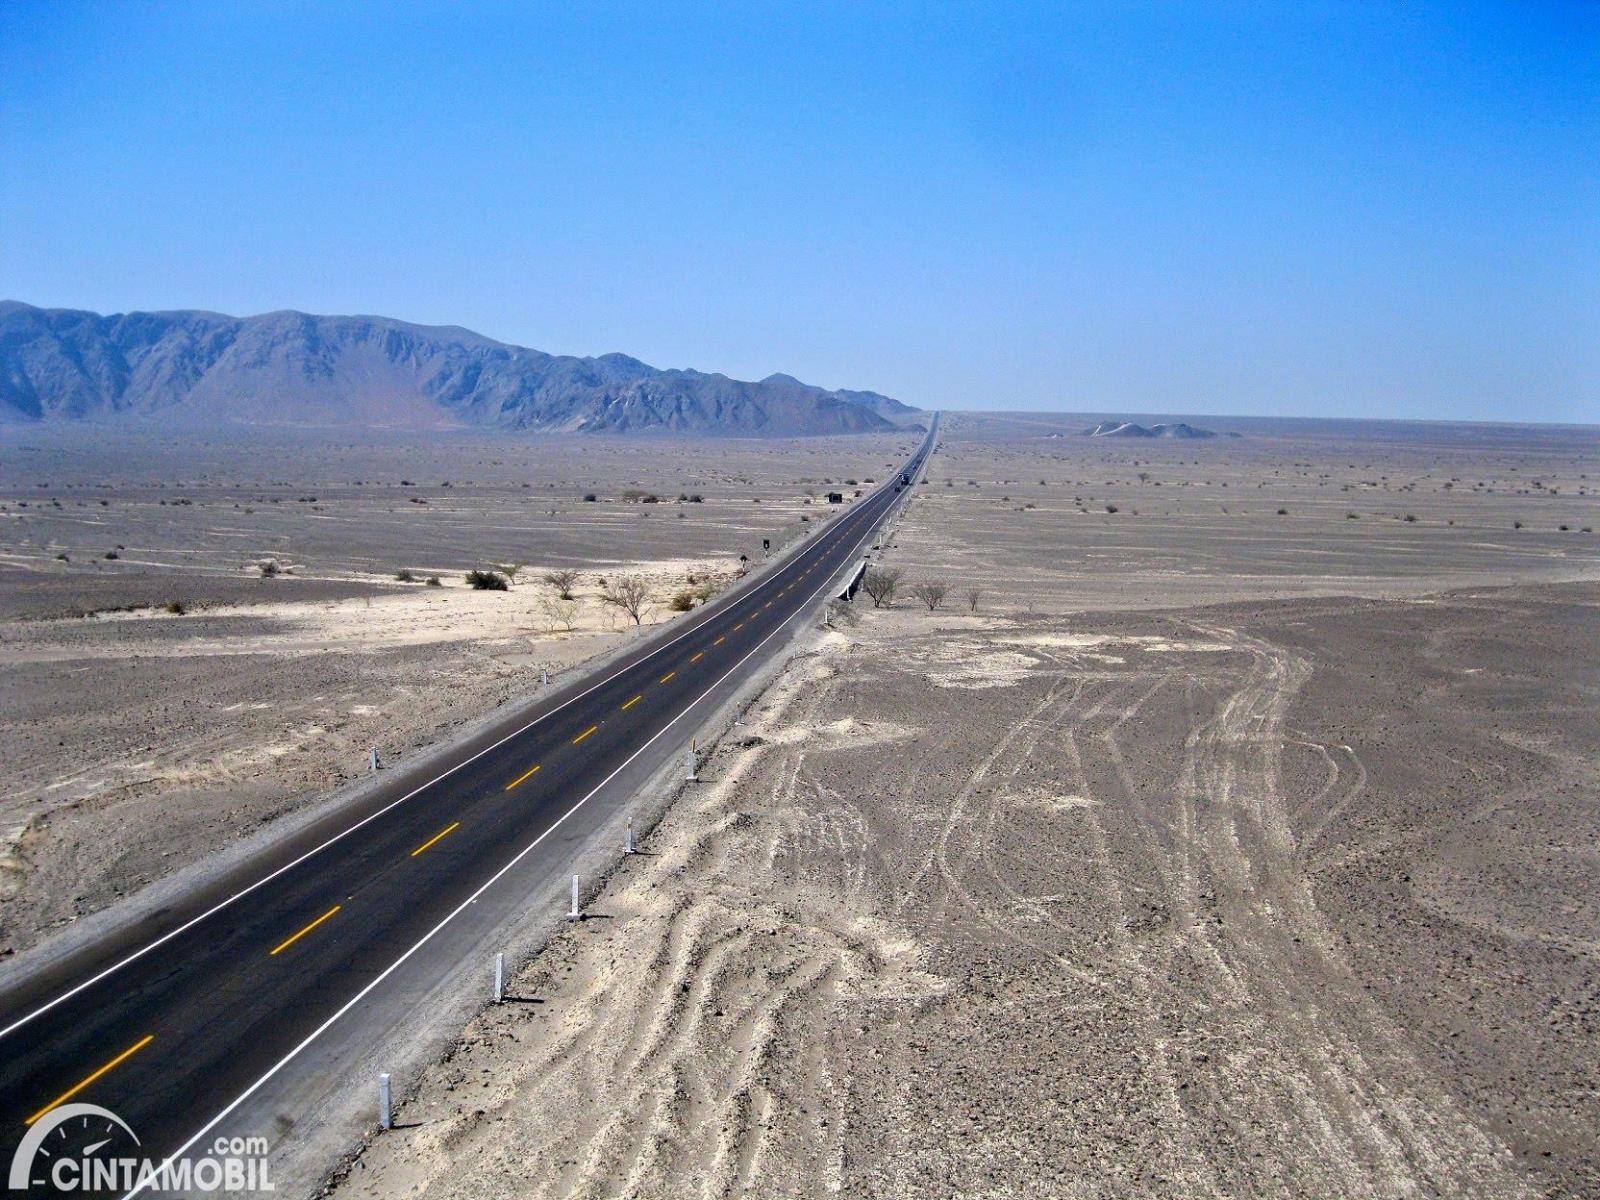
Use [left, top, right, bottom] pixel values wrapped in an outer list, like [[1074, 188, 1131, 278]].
[[601, 574, 652, 625], [542, 568, 581, 599], [910, 579, 949, 611], [862, 567, 903, 608], [537, 596, 580, 632]]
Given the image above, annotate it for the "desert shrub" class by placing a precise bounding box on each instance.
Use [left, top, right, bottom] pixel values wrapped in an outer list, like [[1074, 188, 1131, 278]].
[[55, 553, 69, 561], [583, 493, 598, 502], [104, 550, 119, 560], [395, 569, 417, 582], [669, 589, 696, 612], [164, 601, 186, 615], [259, 559, 278, 577], [600, 574, 652, 625], [1403, 513, 1417, 523], [823, 599, 860, 628], [910, 579, 949, 611], [537, 596, 580, 632], [1276, 508, 1288, 515], [1104, 504, 1119, 514], [543, 568, 581, 599], [425, 575, 442, 587], [1513, 521, 1523, 530], [862, 567, 902, 608], [466, 569, 509, 591]]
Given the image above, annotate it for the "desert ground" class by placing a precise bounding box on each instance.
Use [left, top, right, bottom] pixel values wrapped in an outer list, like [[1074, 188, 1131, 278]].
[[0, 429, 915, 956], [330, 415, 1600, 1199]]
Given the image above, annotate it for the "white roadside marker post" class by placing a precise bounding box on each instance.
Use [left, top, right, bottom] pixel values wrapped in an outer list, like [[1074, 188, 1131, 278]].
[[568, 874, 581, 921], [369, 746, 380, 772], [494, 953, 505, 1003], [687, 739, 698, 782], [540, 668, 549, 687], [378, 1073, 392, 1130], [625, 818, 635, 855]]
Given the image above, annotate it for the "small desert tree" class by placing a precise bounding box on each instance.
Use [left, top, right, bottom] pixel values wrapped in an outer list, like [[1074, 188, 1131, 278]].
[[543, 568, 581, 599], [498, 562, 524, 588], [601, 573, 652, 626], [861, 567, 902, 608], [910, 579, 948, 611], [965, 587, 983, 613], [537, 596, 580, 632]]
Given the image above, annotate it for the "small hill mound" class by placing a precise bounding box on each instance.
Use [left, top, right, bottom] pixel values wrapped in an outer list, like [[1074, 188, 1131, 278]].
[[1084, 421, 1217, 439]]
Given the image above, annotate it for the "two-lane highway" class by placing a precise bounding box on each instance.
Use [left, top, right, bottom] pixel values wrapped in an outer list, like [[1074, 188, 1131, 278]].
[[0, 420, 935, 1196]]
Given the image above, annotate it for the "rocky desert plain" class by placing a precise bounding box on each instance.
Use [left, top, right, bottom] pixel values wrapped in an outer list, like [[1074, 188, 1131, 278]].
[[324, 413, 1600, 1200], [4, 413, 1599, 1199]]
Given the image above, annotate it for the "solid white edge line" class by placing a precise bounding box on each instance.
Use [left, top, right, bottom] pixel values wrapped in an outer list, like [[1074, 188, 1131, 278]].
[[0, 445, 916, 1045], [119, 443, 915, 1200]]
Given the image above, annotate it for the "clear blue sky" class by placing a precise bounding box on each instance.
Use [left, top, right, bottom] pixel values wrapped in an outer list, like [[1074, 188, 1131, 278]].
[[2, 2, 1596, 422]]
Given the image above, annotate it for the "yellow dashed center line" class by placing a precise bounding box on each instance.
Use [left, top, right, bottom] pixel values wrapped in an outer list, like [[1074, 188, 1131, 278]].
[[659, 671, 676, 683], [733, 622, 745, 631], [270, 905, 342, 957], [713, 636, 725, 645], [621, 694, 641, 711], [504, 763, 541, 790], [689, 651, 704, 663], [410, 821, 460, 858], [25, 1034, 154, 1126], [573, 724, 599, 745]]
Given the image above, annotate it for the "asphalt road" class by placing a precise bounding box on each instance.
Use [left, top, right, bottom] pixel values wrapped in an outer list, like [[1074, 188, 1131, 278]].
[[0, 421, 935, 1197]]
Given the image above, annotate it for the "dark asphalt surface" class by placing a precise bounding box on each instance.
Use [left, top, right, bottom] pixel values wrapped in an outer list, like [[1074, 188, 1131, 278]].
[[0, 424, 934, 1196]]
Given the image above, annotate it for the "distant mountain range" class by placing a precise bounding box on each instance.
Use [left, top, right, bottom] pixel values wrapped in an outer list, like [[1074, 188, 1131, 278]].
[[0, 302, 919, 436], [1084, 421, 1217, 439]]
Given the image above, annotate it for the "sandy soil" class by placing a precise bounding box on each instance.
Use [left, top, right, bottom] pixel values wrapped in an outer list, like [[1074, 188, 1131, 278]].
[[329, 417, 1600, 1199], [0, 430, 908, 954]]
